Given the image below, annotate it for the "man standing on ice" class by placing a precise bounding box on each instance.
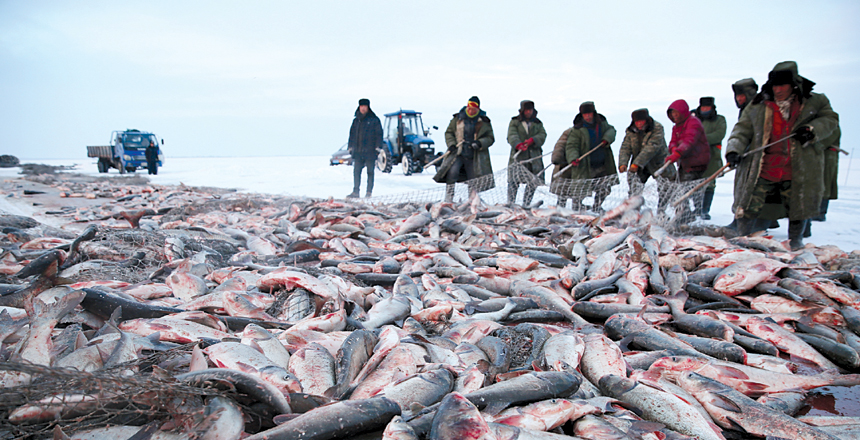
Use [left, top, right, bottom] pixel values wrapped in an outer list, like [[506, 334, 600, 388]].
[[618, 108, 675, 211], [434, 96, 495, 202], [564, 101, 617, 212], [664, 99, 710, 221], [347, 98, 382, 198], [725, 61, 838, 250], [506, 100, 547, 208], [693, 97, 726, 220]]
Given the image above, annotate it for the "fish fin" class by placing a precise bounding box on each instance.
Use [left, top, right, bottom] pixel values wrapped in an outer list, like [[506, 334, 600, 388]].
[[531, 360, 543, 372], [482, 401, 509, 416], [708, 393, 743, 413], [618, 334, 635, 352], [189, 345, 208, 372], [475, 359, 490, 374], [712, 365, 751, 380], [409, 403, 426, 414], [74, 331, 88, 350], [724, 416, 747, 434], [52, 425, 71, 440], [740, 381, 769, 393]]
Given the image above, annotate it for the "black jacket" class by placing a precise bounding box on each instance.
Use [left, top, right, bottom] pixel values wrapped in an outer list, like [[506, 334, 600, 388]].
[[348, 107, 382, 158]]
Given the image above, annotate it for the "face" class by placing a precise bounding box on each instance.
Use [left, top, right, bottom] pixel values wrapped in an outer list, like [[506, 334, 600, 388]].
[[465, 105, 479, 118], [699, 105, 713, 113], [359, 105, 369, 115], [773, 84, 792, 101], [668, 109, 680, 123], [634, 120, 647, 130], [735, 94, 747, 106], [524, 109, 534, 118], [583, 112, 595, 124]]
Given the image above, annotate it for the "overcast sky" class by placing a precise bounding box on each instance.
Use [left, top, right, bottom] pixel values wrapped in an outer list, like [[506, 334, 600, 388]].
[[2, 1, 857, 160]]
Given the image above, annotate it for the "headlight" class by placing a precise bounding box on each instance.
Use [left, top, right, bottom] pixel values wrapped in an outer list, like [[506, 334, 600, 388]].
[[123, 155, 131, 161]]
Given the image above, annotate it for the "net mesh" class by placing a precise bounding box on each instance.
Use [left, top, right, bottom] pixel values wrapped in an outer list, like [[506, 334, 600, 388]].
[[370, 162, 709, 230]]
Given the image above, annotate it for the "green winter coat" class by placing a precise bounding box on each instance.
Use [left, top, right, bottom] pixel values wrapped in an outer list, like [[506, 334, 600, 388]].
[[433, 111, 495, 190], [699, 113, 727, 190], [564, 113, 617, 182], [507, 114, 547, 180], [822, 123, 841, 200], [726, 62, 838, 221], [618, 118, 676, 179]]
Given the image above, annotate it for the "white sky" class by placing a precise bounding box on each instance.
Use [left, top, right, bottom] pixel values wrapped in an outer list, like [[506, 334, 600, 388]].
[[2, 1, 858, 159]]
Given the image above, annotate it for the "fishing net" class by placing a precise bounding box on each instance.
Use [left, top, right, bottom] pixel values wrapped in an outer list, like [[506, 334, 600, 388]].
[[370, 162, 709, 230], [0, 345, 238, 439]]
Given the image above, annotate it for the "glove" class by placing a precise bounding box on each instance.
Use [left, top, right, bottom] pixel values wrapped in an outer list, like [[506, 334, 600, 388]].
[[665, 151, 681, 164], [448, 144, 457, 151], [471, 141, 480, 149], [515, 142, 528, 151], [618, 165, 627, 173], [794, 125, 815, 144], [525, 138, 536, 147], [570, 159, 581, 167], [598, 140, 609, 148], [629, 164, 639, 173], [726, 152, 740, 167]]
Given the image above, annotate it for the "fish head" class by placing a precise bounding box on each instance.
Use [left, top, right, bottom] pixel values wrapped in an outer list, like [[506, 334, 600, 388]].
[[648, 356, 707, 376], [597, 374, 637, 397], [677, 371, 730, 394], [259, 366, 303, 394]]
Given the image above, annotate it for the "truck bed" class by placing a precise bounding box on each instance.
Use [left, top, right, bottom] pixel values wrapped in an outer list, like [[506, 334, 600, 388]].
[[87, 145, 112, 158]]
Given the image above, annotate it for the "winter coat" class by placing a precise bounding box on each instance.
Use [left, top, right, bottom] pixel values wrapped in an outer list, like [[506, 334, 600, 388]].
[[822, 123, 841, 200], [549, 128, 573, 196], [726, 62, 838, 220], [507, 109, 547, 180], [348, 107, 382, 159], [667, 100, 710, 173], [564, 113, 617, 181], [618, 118, 675, 179], [696, 108, 727, 189], [433, 109, 495, 189]]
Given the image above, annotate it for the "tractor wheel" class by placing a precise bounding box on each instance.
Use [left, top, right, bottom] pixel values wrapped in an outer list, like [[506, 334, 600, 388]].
[[376, 149, 393, 173], [97, 159, 108, 173], [401, 152, 413, 176], [126, 167, 136, 173]]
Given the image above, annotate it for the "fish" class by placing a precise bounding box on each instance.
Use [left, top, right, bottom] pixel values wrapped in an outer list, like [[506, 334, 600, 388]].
[[289, 342, 337, 396], [712, 258, 787, 296], [245, 397, 401, 440]]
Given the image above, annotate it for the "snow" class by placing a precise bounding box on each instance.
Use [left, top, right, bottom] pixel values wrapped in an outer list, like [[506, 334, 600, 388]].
[[2, 152, 859, 252]]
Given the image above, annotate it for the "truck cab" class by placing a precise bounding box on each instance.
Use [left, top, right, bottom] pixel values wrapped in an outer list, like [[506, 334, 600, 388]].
[[377, 110, 440, 175], [89, 129, 164, 173]]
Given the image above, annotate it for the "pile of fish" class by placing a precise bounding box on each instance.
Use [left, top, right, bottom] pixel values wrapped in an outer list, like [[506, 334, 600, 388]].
[[3, 173, 860, 440]]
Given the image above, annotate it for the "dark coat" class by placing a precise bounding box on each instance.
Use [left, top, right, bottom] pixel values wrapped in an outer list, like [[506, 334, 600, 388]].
[[507, 107, 547, 179], [348, 107, 382, 159], [433, 108, 495, 189], [618, 118, 675, 178], [726, 62, 838, 220]]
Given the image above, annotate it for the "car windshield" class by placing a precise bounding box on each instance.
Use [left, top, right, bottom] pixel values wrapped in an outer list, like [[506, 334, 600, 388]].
[[120, 134, 156, 149]]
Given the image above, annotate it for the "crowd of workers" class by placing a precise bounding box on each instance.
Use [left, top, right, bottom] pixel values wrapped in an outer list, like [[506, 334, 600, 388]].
[[347, 61, 841, 251]]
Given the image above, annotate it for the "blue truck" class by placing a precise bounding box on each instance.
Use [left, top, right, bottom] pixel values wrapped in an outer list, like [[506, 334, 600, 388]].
[[87, 129, 164, 173], [377, 110, 441, 175]]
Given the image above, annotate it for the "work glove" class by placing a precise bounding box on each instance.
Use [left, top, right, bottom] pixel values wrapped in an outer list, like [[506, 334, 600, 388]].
[[515, 142, 528, 151], [598, 140, 609, 148], [793, 125, 815, 144], [665, 151, 681, 164], [570, 159, 581, 167], [525, 138, 536, 147], [618, 165, 627, 173], [470, 141, 481, 149], [726, 152, 740, 167], [628, 164, 639, 173]]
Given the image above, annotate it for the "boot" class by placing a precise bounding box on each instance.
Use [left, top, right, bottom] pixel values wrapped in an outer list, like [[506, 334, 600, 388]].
[[812, 199, 828, 222], [365, 191, 372, 198], [346, 191, 359, 199], [736, 217, 755, 236], [700, 189, 714, 220], [788, 220, 807, 251], [725, 219, 737, 231], [751, 218, 771, 233]]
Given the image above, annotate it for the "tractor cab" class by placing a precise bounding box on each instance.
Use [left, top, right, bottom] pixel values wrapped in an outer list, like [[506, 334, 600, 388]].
[[378, 110, 440, 175]]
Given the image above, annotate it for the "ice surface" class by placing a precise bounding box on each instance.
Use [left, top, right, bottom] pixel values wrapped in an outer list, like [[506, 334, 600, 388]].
[[2, 153, 858, 252]]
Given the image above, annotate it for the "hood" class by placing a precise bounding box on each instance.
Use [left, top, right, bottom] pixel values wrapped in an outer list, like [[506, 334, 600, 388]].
[[667, 100, 690, 123], [755, 60, 816, 104], [572, 112, 606, 129]]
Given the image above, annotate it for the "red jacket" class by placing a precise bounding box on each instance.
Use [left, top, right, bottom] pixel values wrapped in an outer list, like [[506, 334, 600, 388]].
[[759, 100, 800, 182], [667, 100, 710, 172]]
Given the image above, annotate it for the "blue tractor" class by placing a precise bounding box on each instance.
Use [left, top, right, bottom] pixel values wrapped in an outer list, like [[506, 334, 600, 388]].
[[376, 110, 441, 175]]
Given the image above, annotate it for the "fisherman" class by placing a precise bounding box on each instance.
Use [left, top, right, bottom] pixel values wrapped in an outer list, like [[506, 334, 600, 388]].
[[145, 138, 159, 175], [564, 101, 617, 212], [434, 96, 495, 202], [347, 98, 382, 199], [664, 99, 710, 220], [725, 61, 838, 250], [732, 78, 758, 118], [618, 108, 675, 212], [506, 100, 547, 208], [693, 97, 726, 220]]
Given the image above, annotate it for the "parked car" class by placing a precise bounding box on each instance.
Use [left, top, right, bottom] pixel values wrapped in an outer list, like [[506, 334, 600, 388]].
[[330, 143, 352, 166]]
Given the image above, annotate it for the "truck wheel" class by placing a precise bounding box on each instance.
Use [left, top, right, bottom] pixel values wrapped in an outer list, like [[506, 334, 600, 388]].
[[401, 152, 413, 176], [97, 159, 108, 173], [376, 149, 393, 173], [126, 167, 136, 173]]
